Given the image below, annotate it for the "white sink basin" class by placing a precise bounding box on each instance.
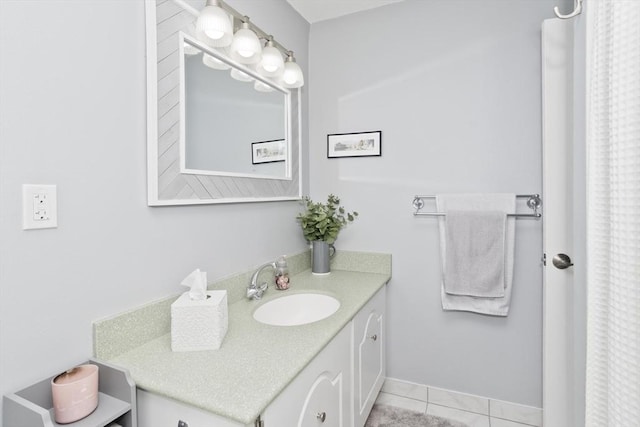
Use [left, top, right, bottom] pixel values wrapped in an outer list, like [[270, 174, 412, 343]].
[[253, 293, 340, 326]]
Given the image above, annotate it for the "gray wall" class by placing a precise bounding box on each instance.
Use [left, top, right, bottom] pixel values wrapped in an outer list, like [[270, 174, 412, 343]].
[[308, 0, 567, 407], [0, 0, 308, 420]]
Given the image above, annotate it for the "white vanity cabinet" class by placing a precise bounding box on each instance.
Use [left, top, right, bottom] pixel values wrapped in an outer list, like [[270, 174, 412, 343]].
[[136, 285, 387, 427], [352, 287, 386, 427], [136, 325, 352, 427], [261, 324, 352, 426], [263, 285, 386, 427]]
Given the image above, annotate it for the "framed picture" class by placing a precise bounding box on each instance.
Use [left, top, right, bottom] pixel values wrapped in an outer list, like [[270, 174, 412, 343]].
[[327, 131, 382, 158], [251, 139, 286, 164]]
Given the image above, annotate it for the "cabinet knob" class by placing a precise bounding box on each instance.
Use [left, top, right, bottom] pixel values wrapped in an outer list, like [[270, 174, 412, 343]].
[[317, 412, 326, 422], [369, 334, 378, 341]]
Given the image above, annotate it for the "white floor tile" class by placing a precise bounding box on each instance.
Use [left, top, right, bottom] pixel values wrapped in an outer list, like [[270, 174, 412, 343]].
[[427, 403, 490, 427], [429, 386, 489, 415], [491, 417, 537, 427], [382, 378, 429, 402], [375, 392, 427, 413]]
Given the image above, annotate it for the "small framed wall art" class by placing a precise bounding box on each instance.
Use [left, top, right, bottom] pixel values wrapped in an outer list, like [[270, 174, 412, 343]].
[[251, 139, 286, 164], [327, 131, 382, 158]]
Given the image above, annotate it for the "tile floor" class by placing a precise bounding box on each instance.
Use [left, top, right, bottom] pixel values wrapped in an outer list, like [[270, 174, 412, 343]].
[[375, 391, 540, 427]]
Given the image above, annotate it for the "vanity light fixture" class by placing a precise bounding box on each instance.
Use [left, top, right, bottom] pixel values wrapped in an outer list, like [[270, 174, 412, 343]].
[[257, 36, 284, 78], [196, 0, 233, 47], [194, 0, 304, 88], [230, 17, 262, 64], [282, 51, 304, 89]]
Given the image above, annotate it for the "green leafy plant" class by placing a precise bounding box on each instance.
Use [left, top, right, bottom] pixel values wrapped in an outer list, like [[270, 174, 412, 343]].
[[297, 194, 358, 244]]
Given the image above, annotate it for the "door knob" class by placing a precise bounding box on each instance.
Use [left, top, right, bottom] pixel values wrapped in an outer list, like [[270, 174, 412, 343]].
[[552, 253, 573, 269], [317, 412, 326, 422]]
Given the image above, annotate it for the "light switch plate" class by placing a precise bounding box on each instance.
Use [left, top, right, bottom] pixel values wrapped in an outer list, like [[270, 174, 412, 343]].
[[22, 184, 58, 230]]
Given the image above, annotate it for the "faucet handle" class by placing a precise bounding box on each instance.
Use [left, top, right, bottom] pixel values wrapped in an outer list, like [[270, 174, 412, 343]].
[[255, 282, 268, 299], [247, 261, 276, 300], [247, 282, 269, 300]]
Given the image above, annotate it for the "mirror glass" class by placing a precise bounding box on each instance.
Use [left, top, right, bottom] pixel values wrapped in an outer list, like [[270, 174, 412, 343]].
[[182, 36, 289, 179]]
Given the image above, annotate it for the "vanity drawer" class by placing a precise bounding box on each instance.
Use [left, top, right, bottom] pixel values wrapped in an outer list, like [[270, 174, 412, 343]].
[[136, 390, 247, 427]]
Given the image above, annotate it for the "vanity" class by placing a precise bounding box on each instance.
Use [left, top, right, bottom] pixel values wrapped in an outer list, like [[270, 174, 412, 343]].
[[93, 251, 391, 427], [131, 1, 390, 423]]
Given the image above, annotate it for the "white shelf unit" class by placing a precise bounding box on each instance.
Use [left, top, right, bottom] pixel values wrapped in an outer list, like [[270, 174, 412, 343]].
[[3, 359, 136, 427]]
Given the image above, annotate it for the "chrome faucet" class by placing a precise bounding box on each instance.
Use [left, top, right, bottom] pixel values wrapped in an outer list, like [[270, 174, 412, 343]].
[[247, 262, 276, 300]]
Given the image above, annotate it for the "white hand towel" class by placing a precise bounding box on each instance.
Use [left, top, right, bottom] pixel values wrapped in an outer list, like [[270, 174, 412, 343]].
[[436, 194, 516, 316], [444, 210, 507, 297]]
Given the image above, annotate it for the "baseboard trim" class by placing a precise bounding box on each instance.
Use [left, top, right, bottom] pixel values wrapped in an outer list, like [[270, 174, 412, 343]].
[[381, 377, 542, 427]]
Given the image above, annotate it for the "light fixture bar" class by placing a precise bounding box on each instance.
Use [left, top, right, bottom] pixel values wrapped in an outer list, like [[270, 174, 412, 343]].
[[210, 0, 291, 57], [174, 0, 292, 56], [173, 0, 301, 84]]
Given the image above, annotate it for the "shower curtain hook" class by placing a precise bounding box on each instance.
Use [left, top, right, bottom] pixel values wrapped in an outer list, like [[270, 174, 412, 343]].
[[554, 0, 582, 19]]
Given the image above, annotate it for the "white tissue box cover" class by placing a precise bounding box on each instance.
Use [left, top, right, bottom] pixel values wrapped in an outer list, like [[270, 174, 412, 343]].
[[171, 290, 228, 352]]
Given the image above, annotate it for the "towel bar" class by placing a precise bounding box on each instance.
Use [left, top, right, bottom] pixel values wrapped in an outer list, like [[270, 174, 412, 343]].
[[412, 194, 542, 218]]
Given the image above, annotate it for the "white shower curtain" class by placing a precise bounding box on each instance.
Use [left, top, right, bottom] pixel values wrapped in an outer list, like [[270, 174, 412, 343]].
[[586, 0, 640, 425]]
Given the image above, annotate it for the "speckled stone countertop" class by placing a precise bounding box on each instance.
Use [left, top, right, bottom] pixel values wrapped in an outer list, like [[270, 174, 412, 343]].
[[93, 250, 391, 425]]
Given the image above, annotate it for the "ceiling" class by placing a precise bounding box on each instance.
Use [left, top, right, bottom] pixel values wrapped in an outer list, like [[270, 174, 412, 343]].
[[285, 0, 405, 23]]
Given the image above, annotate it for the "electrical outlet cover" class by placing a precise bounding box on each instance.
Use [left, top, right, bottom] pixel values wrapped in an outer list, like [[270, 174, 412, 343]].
[[23, 184, 58, 230]]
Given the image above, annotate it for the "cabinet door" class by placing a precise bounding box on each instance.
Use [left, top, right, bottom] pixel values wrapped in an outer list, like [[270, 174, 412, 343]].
[[297, 371, 344, 426], [352, 287, 386, 427], [262, 325, 351, 427]]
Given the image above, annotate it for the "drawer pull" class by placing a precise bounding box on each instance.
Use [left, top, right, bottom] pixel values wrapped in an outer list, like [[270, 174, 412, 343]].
[[369, 334, 378, 341], [317, 412, 326, 422]]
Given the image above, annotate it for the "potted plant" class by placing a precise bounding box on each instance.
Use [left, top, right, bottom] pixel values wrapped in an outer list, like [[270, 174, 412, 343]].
[[297, 194, 358, 274]]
